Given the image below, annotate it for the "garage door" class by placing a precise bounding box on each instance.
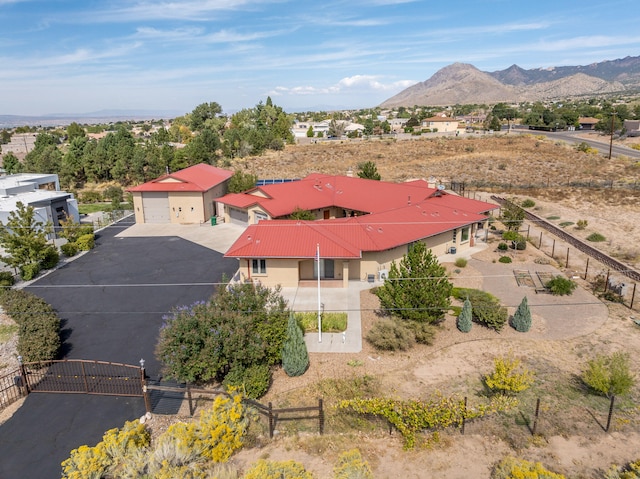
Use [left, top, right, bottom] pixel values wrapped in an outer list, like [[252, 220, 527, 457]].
[[229, 207, 248, 225], [142, 192, 170, 223]]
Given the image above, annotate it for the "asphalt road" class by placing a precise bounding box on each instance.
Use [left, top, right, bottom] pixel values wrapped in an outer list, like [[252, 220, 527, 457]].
[[0, 217, 238, 479]]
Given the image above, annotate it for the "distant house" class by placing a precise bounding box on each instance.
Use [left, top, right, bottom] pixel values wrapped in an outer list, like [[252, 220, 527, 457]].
[[420, 116, 459, 133], [0, 133, 37, 159], [578, 117, 600, 130], [624, 120, 640, 137], [127, 164, 232, 224], [221, 174, 497, 288], [0, 173, 79, 237]]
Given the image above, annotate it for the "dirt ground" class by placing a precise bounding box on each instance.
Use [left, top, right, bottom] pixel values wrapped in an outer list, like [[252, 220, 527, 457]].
[[2, 134, 640, 477]]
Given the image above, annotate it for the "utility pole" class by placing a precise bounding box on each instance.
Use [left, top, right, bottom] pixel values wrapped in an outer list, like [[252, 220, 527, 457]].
[[608, 111, 617, 160]]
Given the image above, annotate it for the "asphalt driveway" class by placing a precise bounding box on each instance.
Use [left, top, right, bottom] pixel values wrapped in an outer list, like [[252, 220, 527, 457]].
[[0, 216, 238, 479]]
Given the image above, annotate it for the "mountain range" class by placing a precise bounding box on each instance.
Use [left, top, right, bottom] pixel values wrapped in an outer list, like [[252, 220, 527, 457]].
[[380, 55, 640, 108]]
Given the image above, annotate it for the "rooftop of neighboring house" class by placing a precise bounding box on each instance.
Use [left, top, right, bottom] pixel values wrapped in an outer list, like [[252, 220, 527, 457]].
[[127, 163, 233, 193]]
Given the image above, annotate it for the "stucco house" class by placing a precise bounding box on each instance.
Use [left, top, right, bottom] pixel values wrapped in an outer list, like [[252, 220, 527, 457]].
[[128, 164, 233, 224], [420, 116, 460, 133], [221, 174, 497, 288]]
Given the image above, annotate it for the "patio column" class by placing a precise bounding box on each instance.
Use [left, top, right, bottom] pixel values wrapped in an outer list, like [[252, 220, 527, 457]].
[[342, 261, 349, 288]]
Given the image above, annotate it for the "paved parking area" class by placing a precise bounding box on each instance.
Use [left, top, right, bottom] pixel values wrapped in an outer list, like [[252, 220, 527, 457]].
[[0, 217, 239, 479]]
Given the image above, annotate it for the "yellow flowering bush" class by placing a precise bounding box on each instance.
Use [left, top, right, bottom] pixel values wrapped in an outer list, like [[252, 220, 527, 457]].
[[243, 459, 314, 479], [333, 449, 373, 479], [492, 456, 565, 478]]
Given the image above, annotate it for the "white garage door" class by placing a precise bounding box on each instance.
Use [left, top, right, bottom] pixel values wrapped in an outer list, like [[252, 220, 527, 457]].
[[229, 207, 249, 225], [142, 192, 170, 223]]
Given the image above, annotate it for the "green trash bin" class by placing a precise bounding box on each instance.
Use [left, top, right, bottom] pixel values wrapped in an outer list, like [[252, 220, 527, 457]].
[[210, 216, 217, 226]]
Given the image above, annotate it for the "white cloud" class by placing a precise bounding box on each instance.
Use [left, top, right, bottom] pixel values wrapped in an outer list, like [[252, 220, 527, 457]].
[[270, 75, 416, 97]]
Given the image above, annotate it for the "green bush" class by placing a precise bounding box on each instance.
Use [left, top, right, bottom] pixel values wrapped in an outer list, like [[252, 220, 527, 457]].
[[511, 297, 532, 332], [222, 364, 271, 399], [545, 276, 577, 296], [497, 242, 508, 251], [453, 288, 507, 331], [499, 256, 512, 264], [586, 232, 606, 242], [454, 257, 467, 268], [40, 245, 60, 270], [61, 242, 79, 257], [282, 314, 309, 377], [76, 233, 95, 250], [457, 298, 472, 333], [0, 289, 61, 362], [576, 219, 588, 230], [365, 318, 414, 351], [20, 262, 41, 281], [79, 190, 102, 203], [334, 449, 374, 479], [485, 354, 534, 396], [546, 215, 560, 220], [405, 320, 436, 345], [0, 271, 14, 288], [582, 351, 635, 398], [492, 456, 565, 479], [559, 221, 574, 228], [520, 199, 535, 208]]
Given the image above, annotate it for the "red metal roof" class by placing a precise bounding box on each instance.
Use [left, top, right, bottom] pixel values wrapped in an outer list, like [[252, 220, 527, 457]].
[[224, 183, 497, 259], [128, 164, 233, 193]]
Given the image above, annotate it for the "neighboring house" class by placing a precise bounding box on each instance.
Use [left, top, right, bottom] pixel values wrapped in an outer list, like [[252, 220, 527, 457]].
[[222, 174, 497, 288], [420, 116, 459, 133], [388, 118, 409, 132], [0, 173, 79, 237], [624, 120, 640, 137], [128, 164, 233, 224], [578, 117, 600, 130], [0, 133, 37, 159]]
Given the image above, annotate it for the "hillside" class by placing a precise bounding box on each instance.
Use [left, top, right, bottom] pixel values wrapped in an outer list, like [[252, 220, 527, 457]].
[[380, 55, 639, 107]]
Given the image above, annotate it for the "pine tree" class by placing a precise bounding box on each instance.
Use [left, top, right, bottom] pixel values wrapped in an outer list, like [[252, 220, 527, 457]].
[[282, 313, 309, 377], [512, 296, 532, 332], [457, 298, 472, 332]]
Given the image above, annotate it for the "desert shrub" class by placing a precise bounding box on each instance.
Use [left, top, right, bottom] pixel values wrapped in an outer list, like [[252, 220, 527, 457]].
[[600, 290, 625, 303], [61, 242, 79, 257], [76, 233, 95, 250], [604, 459, 640, 478], [282, 313, 309, 377], [582, 352, 635, 398], [492, 456, 565, 479], [546, 215, 560, 220], [222, 364, 271, 399], [511, 297, 532, 333], [79, 190, 102, 203], [365, 318, 414, 351], [520, 199, 535, 208], [545, 276, 577, 296], [334, 449, 374, 479], [498, 256, 512, 264], [457, 298, 472, 333], [453, 288, 507, 331], [404, 320, 436, 345], [61, 420, 151, 479], [296, 311, 347, 332], [40, 245, 60, 269], [454, 257, 467, 268], [502, 231, 526, 250], [497, 242, 508, 251], [19, 262, 40, 281], [586, 232, 606, 242], [243, 460, 313, 479], [0, 271, 14, 288], [576, 219, 588, 230], [485, 354, 534, 396], [559, 221, 574, 228]]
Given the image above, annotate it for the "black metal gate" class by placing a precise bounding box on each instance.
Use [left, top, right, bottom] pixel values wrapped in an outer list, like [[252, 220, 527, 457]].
[[20, 360, 144, 397]]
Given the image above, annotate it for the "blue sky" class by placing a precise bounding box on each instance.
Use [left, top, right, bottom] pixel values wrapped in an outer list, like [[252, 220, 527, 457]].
[[1, 0, 639, 116]]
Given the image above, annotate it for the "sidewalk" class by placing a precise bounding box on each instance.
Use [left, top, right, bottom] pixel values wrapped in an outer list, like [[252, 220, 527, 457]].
[[280, 280, 374, 353]]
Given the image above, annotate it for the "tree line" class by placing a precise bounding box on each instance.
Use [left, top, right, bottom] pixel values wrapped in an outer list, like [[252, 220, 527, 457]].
[[1, 98, 294, 189]]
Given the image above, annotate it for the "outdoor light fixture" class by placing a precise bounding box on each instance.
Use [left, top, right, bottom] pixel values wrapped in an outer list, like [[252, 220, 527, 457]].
[[139, 358, 145, 369]]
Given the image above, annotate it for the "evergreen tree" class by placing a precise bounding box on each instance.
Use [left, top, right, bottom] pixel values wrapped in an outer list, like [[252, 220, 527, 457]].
[[457, 298, 472, 332], [512, 296, 532, 332], [375, 242, 452, 324], [357, 161, 381, 180], [282, 313, 309, 377]]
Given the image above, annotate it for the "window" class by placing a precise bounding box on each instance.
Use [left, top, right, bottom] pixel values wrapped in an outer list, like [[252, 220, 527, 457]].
[[452, 229, 457, 243], [461, 227, 469, 242], [252, 259, 266, 274]]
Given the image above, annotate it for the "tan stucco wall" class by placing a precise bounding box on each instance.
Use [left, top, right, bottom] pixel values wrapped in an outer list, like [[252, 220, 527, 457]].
[[168, 192, 206, 224], [132, 192, 144, 223], [237, 258, 301, 288]]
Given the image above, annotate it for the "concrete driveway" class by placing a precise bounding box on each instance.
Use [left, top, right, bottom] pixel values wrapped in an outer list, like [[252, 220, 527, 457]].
[[0, 217, 239, 479]]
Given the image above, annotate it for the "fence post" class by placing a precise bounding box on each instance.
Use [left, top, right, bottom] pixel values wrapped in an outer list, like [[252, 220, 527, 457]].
[[268, 402, 274, 439], [461, 396, 467, 435], [17, 356, 29, 396], [630, 283, 636, 310], [140, 360, 151, 414], [539, 232, 542, 249], [605, 270, 610, 292], [318, 398, 324, 435], [187, 385, 194, 416], [566, 248, 570, 268], [584, 258, 590, 280], [532, 398, 540, 436], [527, 225, 530, 240], [551, 239, 555, 259], [606, 395, 616, 432]]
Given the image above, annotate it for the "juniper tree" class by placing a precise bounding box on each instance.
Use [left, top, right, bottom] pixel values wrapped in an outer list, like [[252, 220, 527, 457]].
[[376, 241, 452, 324], [457, 298, 472, 332], [512, 296, 532, 332], [282, 313, 309, 377]]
